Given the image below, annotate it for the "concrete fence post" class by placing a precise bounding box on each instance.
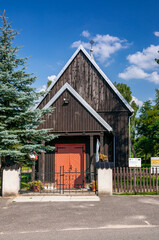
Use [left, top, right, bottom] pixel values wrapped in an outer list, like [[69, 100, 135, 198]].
[[97, 168, 112, 195], [2, 167, 21, 197]]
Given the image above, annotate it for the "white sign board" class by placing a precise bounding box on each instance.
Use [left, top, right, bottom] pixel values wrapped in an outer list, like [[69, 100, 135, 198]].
[[129, 158, 141, 168], [151, 157, 159, 173]]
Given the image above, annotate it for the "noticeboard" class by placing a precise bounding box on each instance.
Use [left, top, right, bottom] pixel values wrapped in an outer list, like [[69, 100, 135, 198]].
[[151, 157, 159, 173], [129, 158, 141, 168]]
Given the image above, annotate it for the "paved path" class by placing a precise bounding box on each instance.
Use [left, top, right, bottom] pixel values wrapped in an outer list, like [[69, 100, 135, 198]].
[[12, 195, 100, 202]]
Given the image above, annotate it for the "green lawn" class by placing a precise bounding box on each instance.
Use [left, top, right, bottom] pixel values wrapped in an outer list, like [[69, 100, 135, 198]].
[[119, 192, 159, 195], [21, 166, 32, 171]]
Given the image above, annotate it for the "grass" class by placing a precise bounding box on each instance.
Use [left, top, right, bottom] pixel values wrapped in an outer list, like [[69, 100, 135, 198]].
[[119, 192, 159, 195], [21, 166, 32, 171]]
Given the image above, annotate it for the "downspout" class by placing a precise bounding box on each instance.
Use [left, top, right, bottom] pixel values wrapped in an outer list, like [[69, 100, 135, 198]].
[[129, 113, 134, 158], [113, 133, 115, 167]]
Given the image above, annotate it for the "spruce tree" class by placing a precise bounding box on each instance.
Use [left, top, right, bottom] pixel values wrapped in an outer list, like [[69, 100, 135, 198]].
[[0, 11, 56, 167]]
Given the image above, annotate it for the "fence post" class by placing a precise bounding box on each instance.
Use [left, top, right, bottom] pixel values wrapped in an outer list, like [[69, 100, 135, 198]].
[[156, 168, 158, 193], [113, 168, 116, 193], [117, 167, 119, 192], [98, 168, 112, 195], [123, 167, 126, 192], [120, 167, 123, 192], [143, 168, 145, 193], [126, 167, 129, 192], [130, 168, 132, 192], [2, 166, 21, 197], [136, 168, 138, 192], [153, 168, 155, 192], [146, 168, 148, 192], [139, 168, 142, 192]]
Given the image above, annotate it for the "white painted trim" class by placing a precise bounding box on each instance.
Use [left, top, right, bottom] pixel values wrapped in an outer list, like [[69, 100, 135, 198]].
[[43, 83, 113, 132], [35, 45, 134, 113]]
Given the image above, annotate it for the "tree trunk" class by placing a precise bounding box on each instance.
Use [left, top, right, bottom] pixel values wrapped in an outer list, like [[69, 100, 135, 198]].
[[130, 140, 137, 158]]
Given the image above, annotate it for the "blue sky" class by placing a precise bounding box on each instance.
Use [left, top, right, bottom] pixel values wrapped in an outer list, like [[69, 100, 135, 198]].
[[1, 0, 159, 106]]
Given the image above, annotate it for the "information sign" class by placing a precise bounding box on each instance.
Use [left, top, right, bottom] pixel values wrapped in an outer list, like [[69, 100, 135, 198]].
[[129, 158, 141, 168], [151, 157, 159, 173]]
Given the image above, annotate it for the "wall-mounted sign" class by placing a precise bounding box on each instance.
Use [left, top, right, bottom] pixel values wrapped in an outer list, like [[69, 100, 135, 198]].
[[129, 158, 141, 168], [151, 157, 159, 173]]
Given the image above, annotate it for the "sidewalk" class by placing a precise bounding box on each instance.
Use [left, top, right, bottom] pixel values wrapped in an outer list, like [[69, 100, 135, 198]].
[[12, 195, 100, 202]]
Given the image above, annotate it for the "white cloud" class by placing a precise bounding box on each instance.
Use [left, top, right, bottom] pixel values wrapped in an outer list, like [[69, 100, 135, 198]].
[[119, 66, 159, 84], [48, 75, 56, 82], [71, 40, 90, 49], [154, 31, 159, 37], [131, 96, 143, 107], [118, 65, 149, 80], [119, 45, 159, 84], [37, 85, 47, 92], [71, 33, 128, 63], [81, 30, 90, 38], [37, 75, 57, 92], [148, 71, 159, 84], [127, 45, 159, 70]]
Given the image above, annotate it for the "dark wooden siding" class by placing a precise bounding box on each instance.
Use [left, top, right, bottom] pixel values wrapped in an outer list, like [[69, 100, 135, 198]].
[[99, 112, 129, 166], [39, 90, 106, 132], [39, 51, 128, 113]]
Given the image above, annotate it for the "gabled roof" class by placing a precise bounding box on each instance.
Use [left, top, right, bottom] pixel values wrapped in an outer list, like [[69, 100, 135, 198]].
[[43, 82, 113, 132], [35, 45, 134, 113]]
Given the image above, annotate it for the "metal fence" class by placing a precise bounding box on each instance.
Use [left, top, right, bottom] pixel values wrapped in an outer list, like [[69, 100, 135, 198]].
[[113, 167, 159, 193], [0, 170, 2, 196], [20, 167, 97, 195]]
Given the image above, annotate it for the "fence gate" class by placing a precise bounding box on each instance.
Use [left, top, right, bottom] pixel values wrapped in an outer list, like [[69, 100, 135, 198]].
[[20, 166, 97, 195]]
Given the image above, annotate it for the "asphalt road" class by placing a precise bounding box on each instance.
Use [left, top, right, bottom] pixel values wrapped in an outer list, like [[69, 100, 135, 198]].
[[0, 195, 159, 240]]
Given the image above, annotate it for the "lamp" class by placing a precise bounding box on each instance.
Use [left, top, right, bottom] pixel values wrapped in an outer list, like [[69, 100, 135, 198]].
[[63, 98, 69, 104]]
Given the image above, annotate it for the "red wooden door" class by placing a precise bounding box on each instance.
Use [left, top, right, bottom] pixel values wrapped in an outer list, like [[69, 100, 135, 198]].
[[55, 144, 86, 189]]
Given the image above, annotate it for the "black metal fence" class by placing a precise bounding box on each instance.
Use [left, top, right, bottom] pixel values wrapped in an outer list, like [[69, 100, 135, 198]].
[[20, 167, 97, 195], [0, 170, 2, 196]]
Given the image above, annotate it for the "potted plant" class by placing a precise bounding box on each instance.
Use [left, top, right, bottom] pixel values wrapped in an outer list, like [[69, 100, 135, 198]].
[[96, 153, 111, 169], [99, 153, 108, 162], [90, 180, 97, 191], [28, 180, 44, 192]]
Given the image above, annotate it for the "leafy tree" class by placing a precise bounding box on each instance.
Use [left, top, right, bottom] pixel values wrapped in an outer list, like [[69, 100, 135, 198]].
[[114, 82, 132, 103], [47, 80, 52, 88], [155, 88, 159, 109], [0, 11, 56, 167], [135, 93, 159, 163]]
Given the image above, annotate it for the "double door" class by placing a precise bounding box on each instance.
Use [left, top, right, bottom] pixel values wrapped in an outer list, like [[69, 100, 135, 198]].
[[55, 144, 86, 189]]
